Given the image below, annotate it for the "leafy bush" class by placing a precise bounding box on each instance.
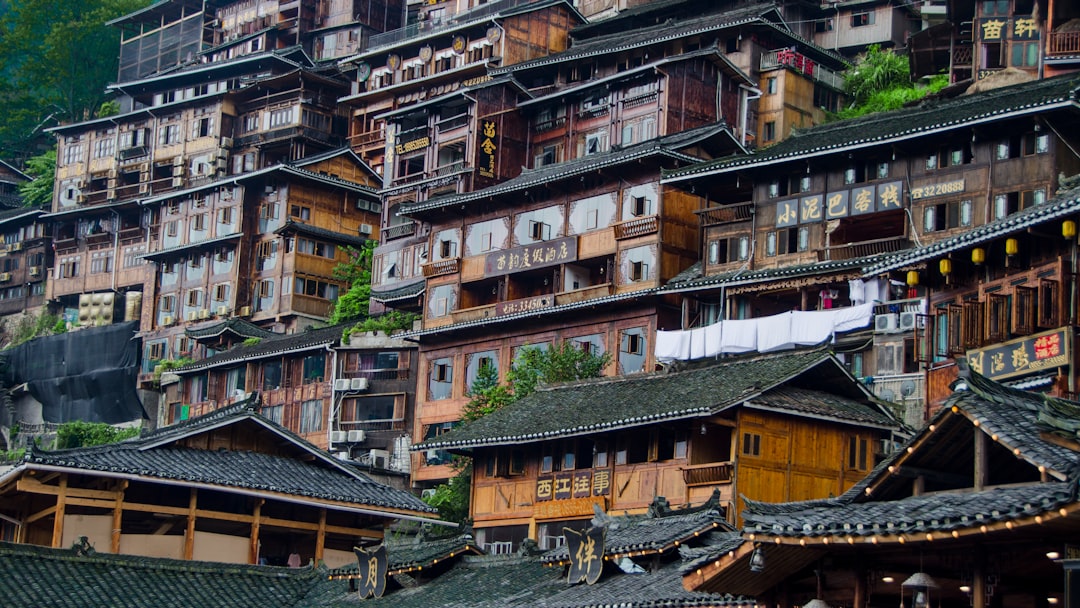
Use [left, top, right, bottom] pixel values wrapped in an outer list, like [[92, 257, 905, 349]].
[[55, 421, 140, 449]]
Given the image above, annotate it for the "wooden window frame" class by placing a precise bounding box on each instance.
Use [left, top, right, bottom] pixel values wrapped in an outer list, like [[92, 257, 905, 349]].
[[962, 300, 984, 349], [1014, 285, 1036, 335], [985, 293, 1009, 344], [1038, 279, 1061, 328]]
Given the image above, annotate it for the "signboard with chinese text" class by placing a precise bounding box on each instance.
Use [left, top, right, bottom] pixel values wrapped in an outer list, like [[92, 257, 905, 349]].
[[979, 18, 1006, 41], [911, 179, 965, 200], [1012, 16, 1038, 39], [775, 182, 904, 225], [564, 526, 605, 585], [536, 468, 612, 503], [484, 235, 577, 276], [395, 135, 430, 155], [495, 295, 553, 316], [966, 327, 1070, 381], [478, 120, 497, 178], [353, 544, 388, 599]]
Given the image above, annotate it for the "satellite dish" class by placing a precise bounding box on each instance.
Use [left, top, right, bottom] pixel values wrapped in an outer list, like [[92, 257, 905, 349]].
[[879, 388, 896, 403], [900, 379, 917, 397]]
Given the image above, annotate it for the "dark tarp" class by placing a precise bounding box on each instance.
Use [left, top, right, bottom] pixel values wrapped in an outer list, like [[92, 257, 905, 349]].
[[2, 321, 147, 424]]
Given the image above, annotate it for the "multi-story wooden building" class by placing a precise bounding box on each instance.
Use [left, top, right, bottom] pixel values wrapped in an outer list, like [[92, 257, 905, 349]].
[[418, 348, 900, 551], [660, 74, 1080, 424], [0, 206, 49, 323]]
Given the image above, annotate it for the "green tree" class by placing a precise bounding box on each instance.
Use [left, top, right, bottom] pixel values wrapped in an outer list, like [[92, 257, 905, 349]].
[[0, 0, 149, 160], [55, 421, 140, 449], [834, 45, 947, 120], [328, 241, 375, 325], [17, 147, 55, 207]]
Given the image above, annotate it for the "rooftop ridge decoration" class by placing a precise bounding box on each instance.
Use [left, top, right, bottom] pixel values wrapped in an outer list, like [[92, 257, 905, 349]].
[[173, 324, 350, 374]]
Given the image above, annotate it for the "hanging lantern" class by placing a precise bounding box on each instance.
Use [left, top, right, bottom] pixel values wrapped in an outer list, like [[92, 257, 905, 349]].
[[1064, 220, 1077, 239], [971, 247, 986, 264], [939, 259, 952, 275], [906, 270, 919, 286], [1006, 238, 1019, 256]]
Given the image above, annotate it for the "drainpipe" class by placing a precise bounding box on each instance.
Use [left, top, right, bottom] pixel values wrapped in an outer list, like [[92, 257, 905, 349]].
[[326, 342, 340, 448], [738, 85, 762, 148], [111, 208, 120, 293]]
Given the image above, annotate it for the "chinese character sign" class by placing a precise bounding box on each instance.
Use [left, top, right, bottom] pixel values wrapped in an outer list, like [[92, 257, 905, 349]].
[[776, 200, 798, 227], [1013, 16, 1038, 39], [966, 328, 1069, 381], [485, 235, 578, 276], [478, 120, 498, 178], [353, 544, 388, 599], [980, 18, 1006, 41], [564, 526, 606, 585]]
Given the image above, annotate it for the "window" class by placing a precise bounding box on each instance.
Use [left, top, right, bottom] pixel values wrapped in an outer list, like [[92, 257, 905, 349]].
[[767, 180, 789, 198], [192, 213, 207, 232], [742, 432, 761, 456], [1038, 279, 1060, 328], [290, 205, 311, 220], [986, 293, 1009, 343], [765, 77, 776, 95], [263, 361, 282, 390], [584, 131, 607, 156], [160, 294, 176, 313], [299, 399, 323, 433], [191, 116, 214, 139], [708, 237, 750, 264], [767, 227, 804, 255], [924, 200, 971, 232], [439, 239, 457, 259], [762, 121, 776, 143], [429, 358, 453, 400], [630, 260, 649, 281], [630, 196, 652, 217], [848, 436, 868, 470], [876, 162, 890, 179], [466, 351, 498, 390], [302, 354, 325, 384], [535, 144, 559, 167], [262, 404, 283, 424], [213, 283, 229, 302], [851, 11, 874, 26], [1014, 285, 1036, 335], [529, 221, 551, 241], [619, 327, 647, 374]]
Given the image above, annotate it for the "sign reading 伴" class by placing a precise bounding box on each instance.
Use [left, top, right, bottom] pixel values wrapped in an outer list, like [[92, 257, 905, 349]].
[[776, 181, 904, 227], [966, 327, 1070, 381], [484, 235, 577, 276]]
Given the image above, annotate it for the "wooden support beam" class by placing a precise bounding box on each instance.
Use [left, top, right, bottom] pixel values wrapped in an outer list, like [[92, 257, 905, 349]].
[[315, 508, 327, 562], [974, 429, 988, 491], [24, 505, 56, 525], [894, 465, 970, 487], [249, 499, 263, 565], [112, 480, 127, 553], [184, 488, 197, 560], [17, 477, 120, 501], [51, 475, 68, 548]]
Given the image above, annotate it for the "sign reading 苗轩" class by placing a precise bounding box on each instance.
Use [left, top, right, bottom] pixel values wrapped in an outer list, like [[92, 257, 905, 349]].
[[966, 328, 1070, 381], [777, 181, 904, 225], [484, 235, 577, 276]]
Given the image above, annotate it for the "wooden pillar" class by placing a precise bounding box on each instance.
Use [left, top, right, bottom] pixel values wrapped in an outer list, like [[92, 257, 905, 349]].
[[315, 508, 327, 563], [853, 562, 866, 608], [50, 474, 68, 548], [974, 429, 988, 491], [913, 475, 925, 497], [184, 488, 198, 560], [973, 555, 986, 608], [111, 480, 128, 553], [249, 499, 263, 564]]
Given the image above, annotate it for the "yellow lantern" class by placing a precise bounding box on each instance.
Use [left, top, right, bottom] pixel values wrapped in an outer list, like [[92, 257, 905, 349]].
[[1065, 220, 1077, 239], [971, 247, 986, 264], [939, 259, 952, 275], [1005, 238, 1019, 256], [906, 270, 919, 286]]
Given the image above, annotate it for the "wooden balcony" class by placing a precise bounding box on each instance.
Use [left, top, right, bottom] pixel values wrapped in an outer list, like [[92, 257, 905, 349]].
[[450, 303, 497, 323], [681, 461, 734, 487], [820, 236, 908, 261], [288, 293, 332, 318], [382, 221, 416, 241], [423, 258, 460, 277], [554, 282, 612, 305], [696, 203, 752, 226], [1049, 31, 1080, 56], [614, 215, 658, 240], [349, 130, 385, 148]]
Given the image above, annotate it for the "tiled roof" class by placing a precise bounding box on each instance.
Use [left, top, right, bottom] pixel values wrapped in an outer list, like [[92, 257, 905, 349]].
[[398, 122, 739, 215], [20, 397, 436, 517], [328, 534, 482, 578], [748, 386, 896, 428], [185, 317, 278, 341], [860, 185, 1080, 276], [661, 253, 888, 294], [0, 540, 338, 608], [370, 279, 426, 303], [416, 348, 891, 450], [175, 324, 346, 373], [275, 219, 372, 248], [664, 74, 1080, 181], [541, 557, 750, 608], [741, 482, 1077, 539], [0, 204, 43, 226], [542, 503, 728, 564]]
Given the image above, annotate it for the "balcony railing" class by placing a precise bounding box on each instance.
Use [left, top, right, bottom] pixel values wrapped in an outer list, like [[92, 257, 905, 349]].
[[349, 130, 385, 147], [382, 221, 416, 241], [1049, 31, 1080, 55], [367, 0, 534, 50], [761, 48, 844, 90], [820, 236, 908, 261], [696, 203, 752, 226], [614, 215, 659, 240], [681, 461, 734, 486], [423, 257, 460, 277], [341, 368, 411, 381]]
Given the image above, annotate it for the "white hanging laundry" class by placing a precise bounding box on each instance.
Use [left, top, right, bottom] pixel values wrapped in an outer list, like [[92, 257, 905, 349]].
[[832, 302, 875, 332], [689, 326, 708, 359], [790, 309, 835, 345], [848, 278, 866, 305], [719, 318, 758, 353], [655, 329, 691, 362], [704, 321, 724, 357], [757, 311, 795, 352]]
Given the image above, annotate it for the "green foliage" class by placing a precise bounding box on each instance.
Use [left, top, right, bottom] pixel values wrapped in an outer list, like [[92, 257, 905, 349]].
[[506, 342, 612, 401], [242, 337, 262, 347], [421, 458, 472, 527], [2, 311, 64, 349], [345, 310, 418, 339], [461, 363, 515, 422], [55, 421, 140, 450], [1, 449, 26, 463], [0, 0, 149, 160], [152, 357, 194, 386], [97, 100, 120, 117], [328, 240, 376, 325], [833, 45, 948, 120], [17, 147, 55, 208]]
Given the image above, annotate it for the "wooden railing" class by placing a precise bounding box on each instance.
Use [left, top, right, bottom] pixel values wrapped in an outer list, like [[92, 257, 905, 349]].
[[423, 257, 459, 277], [681, 461, 734, 486], [289, 293, 332, 317], [382, 222, 416, 240], [820, 236, 908, 261], [1049, 31, 1080, 55], [696, 203, 752, 226], [614, 215, 659, 240], [554, 283, 612, 305], [342, 368, 410, 381], [450, 303, 497, 323]]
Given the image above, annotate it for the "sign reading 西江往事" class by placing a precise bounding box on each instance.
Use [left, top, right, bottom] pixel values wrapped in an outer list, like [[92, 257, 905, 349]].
[[966, 328, 1069, 381], [484, 235, 577, 276]]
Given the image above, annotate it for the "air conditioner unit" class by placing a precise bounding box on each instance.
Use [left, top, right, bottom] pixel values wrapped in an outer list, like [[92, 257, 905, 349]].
[[898, 311, 922, 332], [198, 309, 210, 319], [874, 313, 899, 333], [347, 429, 365, 442], [29, 266, 41, 277], [9, 242, 21, 252], [186, 311, 198, 321], [216, 305, 230, 316], [238, 305, 251, 316], [359, 223, 373, 235], [368, 449, 390, 468], [0, 273, 11, 282], [350, 377, 368, 391], [333, 378, 351, 391], [172, 156, 184, 166], [76, 194, 86, 204], [162, 315, 174, 326], [329, 430, 347, 444], [220, 137, 234, 148]]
